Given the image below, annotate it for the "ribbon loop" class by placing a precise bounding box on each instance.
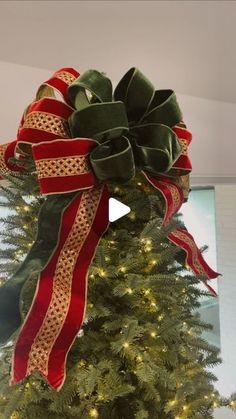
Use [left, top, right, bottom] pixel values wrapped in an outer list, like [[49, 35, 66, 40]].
[[90, 136, 135, 183], [133, 124, 182, 174], [69, 102, 129, 142], [32, 138, 98, 195], [114, 67, 155, 123], [144, 90, 183, 128], [68, 69, 113, 108]]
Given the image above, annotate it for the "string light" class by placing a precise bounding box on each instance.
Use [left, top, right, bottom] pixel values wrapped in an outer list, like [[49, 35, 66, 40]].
[[136, 355, 142, 362], [89, 274, 95, 279], [119, 266, 127, 273], [23, 205, 30, 212], [151, 259, 157, 265], [105, 256, 110, 262], [89, 408, 99, 417], [98, 269, 106, 277], [126, 288, 133, 294], [144, 289, 150, 295], [150, 331, 157, 338], [128, 211, 136, 220], [123, 342, 129, 349]]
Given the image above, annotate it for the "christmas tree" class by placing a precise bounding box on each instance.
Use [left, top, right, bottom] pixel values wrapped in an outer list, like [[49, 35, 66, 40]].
[[0, 167, 222, 419], [0, 67, 228, 418]]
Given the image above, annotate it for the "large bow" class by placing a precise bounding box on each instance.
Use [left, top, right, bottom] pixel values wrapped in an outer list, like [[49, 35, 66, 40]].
[[0, 67, 220, 390]]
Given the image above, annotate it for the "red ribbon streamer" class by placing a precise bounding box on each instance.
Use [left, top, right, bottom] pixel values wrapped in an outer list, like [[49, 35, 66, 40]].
[[11, 184, 109, 390]]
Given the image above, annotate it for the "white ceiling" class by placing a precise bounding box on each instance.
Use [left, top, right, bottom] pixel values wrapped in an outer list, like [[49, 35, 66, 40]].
[[0, 0, 235, 104]]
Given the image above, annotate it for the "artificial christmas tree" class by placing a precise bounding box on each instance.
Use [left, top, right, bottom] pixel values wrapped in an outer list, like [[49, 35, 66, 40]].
[[0, 67, 226, 418]]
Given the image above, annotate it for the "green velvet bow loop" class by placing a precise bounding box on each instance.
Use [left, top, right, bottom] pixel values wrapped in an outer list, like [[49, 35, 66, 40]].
[[68, 68, 183, 183], [132, 124, 181, 175], [90, 136, 135, 183], [69, 102, 129, 142], [114, 67, 155, 124]]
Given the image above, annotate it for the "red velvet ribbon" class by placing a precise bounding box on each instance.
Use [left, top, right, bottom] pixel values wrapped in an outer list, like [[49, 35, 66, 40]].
[[0, 67, 220, 390]]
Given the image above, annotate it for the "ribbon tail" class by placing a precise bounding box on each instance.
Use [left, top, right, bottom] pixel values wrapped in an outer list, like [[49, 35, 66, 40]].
[[11, 184, 109, 390], [143, 172, 221, 296], [168, 228, 221, 296]]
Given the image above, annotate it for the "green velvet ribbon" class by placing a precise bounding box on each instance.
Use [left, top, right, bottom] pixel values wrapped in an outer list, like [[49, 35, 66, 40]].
[[68, 67, 183, 182]]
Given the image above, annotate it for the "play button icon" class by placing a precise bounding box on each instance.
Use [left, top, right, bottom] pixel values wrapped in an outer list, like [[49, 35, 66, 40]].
[[109, 198, 131, 222]]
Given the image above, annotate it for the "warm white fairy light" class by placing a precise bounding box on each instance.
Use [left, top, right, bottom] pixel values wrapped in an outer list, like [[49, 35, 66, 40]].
[[127, 288, 133, 294], [128, 211, 136, 220], [98, 269, 106, 277], [89, 408, 99, 417], [123, 342, 129, 349]]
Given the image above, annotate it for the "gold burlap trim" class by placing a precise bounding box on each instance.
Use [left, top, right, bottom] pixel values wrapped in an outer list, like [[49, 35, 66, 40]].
[[164, 182, 182, 223], [171, 229, 206, 275], [26, 186, 102, 375], [0, 144, 10, 175], [55, 71, 77, 85], [23, 111, 70, 138], [178, 138, 188, 156], [36, 155, 91, 179]]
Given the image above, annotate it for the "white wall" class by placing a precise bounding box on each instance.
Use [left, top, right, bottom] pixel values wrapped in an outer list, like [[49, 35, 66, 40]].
[[213, 185, 236, 397]]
